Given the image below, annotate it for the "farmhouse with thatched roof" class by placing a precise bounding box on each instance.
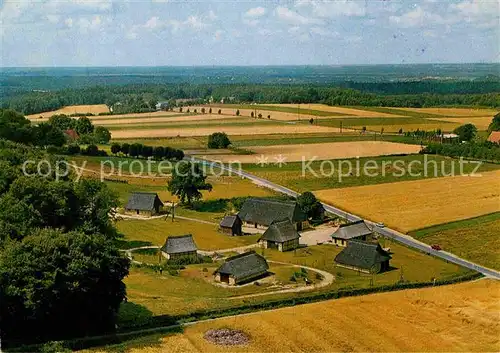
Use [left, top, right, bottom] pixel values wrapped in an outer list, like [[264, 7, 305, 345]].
[[161, 234, 198, 261], [237, 198, 308, 230], [214, 251, 269, 285], [334, 240, 391, 274], [124, 192, 163, 216], [258, 218, 300, 252], [219, 215, 242, 236], [331, 220, 373, 247]]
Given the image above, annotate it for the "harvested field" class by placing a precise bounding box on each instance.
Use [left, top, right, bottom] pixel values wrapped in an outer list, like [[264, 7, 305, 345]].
[[362, 122, 459, 133], [315, 170, 500, 232], [96, 116, 253, 126], [92, 279, 500, 352], [398, 107, 499, 117], [266, 104, 404, 117], [185, 106, 320, 121], [111, 124, 341, 138], [26, 104, 110, 119], [427, 116, 494, 130], [200, 141, 422, 163]]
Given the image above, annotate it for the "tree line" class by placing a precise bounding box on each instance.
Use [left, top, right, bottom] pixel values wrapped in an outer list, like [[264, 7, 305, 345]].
[[110, 142, 184, 160], [0, 109, 112, 148], [2, 83, 499, 115], [421, 141, 500, 162], [0, 139, 129, 347]]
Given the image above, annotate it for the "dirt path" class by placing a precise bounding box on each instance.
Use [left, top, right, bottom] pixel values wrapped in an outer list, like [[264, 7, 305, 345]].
[[117, 213, 217, 225], [227, 260, 334, 299]]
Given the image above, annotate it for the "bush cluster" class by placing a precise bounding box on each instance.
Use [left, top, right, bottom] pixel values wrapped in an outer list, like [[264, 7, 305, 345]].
[[110, 142, 184, 160], [207, 132, 231, 149], [421, 141, 500, 162]]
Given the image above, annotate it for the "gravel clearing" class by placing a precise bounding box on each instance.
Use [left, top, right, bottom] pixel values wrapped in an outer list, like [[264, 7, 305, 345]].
[[203, 328, 251, 346]]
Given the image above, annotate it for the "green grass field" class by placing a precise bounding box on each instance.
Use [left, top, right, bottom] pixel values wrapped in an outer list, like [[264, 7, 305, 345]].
[[410, 213, 500, 271], [117, 217, 261, 250], [242, 154, 500, 192], [119, 240, 470, 325]]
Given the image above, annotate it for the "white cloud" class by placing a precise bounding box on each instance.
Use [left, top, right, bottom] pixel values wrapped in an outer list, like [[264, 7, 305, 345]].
[[245, 7, 267, 18], [243, 18, 259, 26], [295, 0, 366, 17], [144, 16, 162, 30], [389, 6, 446, 28], [275, 6, 323, 25], [64, 17, 74, 28], [77, 15, 103, 32]]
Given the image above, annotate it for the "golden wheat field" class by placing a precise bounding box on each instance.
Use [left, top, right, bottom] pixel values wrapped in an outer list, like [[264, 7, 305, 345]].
[[267, 103, 404, 118], [315, 170, 500, 232], [200, 141, 422, 163], [361, 122, 459, 133], [184, 106, 320, 121], [111, 124, 341, 139], [90, 279, 499, 352], [398, 107, 499, 117], [95, 116, 253, 126], [426, 116, 494, 130], [26, 104, 110, 119]]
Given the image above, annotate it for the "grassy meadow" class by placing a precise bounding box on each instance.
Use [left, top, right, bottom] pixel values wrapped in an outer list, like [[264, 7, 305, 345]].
[[410, 213, 500, 271]]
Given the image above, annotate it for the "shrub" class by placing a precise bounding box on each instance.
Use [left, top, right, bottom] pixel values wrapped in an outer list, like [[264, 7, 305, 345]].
[[66, 144, 81, 155], [218, 109, 222, 114], [207, 132, 231, 149], [111, 143, 121, 155]]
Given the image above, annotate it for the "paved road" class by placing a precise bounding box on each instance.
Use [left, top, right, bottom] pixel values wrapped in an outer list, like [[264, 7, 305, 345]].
[[191, 157, 500, 280]]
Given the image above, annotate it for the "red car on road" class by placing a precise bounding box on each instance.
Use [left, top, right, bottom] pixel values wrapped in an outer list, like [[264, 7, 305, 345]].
[[431, 244, 442, 251]]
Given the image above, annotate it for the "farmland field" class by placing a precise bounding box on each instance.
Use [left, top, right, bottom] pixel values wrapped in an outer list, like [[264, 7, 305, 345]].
[[426, 116, 495, 130], [91, 279, 499, 352], [264, 103, 405, 117], [315, 170, 500, 232], [398, 107, 499, 117], [201, 141, 422, 163], [242, 154, 500, 192], [110, 124, 341, 138], [25, 104, 110, 119], [410, 213, 500, 271]]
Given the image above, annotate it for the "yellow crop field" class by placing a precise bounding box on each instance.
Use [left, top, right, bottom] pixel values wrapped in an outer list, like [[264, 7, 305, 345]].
[[315, 170, 500, 232], [267, 103, 404, 117], [96, 116, 252, 126], [362, 122, 459, 133], [427, 116, 494, 130], [185, 106, 318, 121], [26, 104, 110, 119], [201, 141, 422, 163], [91, 279, 499, 352], [398, 107, 499, 117], [111, 124, 341, 139]]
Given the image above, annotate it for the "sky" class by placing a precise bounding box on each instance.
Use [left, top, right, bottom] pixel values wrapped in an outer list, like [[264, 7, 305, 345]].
[[1, 0, 499, 67]]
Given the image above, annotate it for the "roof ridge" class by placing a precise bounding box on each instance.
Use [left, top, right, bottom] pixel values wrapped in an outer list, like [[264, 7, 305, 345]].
[[248, 197, 296, 205], [339, 220, 365, 228], [225, 250, 258, 261]]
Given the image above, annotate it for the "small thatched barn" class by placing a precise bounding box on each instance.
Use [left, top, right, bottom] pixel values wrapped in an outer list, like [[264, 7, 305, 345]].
[[219, 215, 243, 236], [334, 240, 391, 274], [214, 251, 269, 285], [237, 198, 308, 230], [331, 220, 373, 247], [258, 218, 300, 252], [124, 192, 163, 216], [161, 234, 198, 262]]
